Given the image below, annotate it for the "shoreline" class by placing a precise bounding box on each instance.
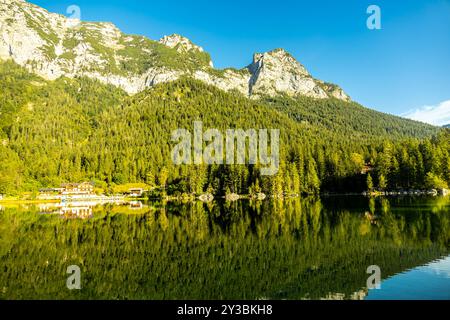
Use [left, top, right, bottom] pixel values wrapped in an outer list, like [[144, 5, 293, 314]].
[[1, 190, 448, 205], [0, 197, 144, 205]]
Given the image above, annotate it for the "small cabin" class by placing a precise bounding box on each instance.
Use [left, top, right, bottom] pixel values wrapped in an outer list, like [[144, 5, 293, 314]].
[[128, 188, 145, 197]]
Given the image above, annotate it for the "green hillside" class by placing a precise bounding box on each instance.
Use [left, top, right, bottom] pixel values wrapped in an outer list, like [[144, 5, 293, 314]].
[[0, 60, 448, 196], [262, 95, 438, 140]]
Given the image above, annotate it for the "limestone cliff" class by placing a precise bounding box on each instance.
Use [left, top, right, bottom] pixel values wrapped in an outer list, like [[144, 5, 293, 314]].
[[0, 0, 350, 101]]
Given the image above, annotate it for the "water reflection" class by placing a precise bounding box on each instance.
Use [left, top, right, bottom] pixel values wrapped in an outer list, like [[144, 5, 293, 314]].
[[38, 202, 94, 219], [4, 200, 149, 219], [0, 196, 448, 299], [366, 255, 450, 300]]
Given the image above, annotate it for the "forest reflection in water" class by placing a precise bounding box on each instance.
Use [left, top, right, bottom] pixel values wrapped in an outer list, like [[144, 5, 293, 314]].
[[0, 196, 449, 300]]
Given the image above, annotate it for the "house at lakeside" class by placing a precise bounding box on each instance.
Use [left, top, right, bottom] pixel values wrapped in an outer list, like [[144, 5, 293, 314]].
[[61, 182, 94, 196], [60, 182, 96, 200], [38, 182, 95, 200]]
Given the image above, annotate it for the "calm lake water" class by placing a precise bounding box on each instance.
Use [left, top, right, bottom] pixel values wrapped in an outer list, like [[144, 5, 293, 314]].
[[0, 196, 449, 300]]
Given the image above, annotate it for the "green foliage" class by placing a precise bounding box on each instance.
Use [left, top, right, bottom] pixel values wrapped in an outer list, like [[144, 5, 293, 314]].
[[425, 172, 448, 189], [367, 173, 374, 192], [378, 173, 387, 191], [0, 145, 23, 195], [262, 95, 438, 141], [207, 67, 251, 79]]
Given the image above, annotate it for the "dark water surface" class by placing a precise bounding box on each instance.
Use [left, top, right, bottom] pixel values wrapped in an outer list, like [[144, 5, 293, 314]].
[[0, 196, 449, 300]]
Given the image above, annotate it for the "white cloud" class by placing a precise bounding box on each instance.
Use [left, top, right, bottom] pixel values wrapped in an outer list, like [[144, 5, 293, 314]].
[[402, 99, 450, 126]]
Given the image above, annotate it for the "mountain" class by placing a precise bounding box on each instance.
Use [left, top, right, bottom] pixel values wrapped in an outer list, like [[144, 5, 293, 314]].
[[0, 0, 350, 100], [0, 0, 448, 196], [443, 124, 450, 128], [0, 59, 447, 196]]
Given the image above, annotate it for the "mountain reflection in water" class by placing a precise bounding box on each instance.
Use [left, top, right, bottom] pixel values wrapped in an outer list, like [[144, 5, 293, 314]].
[[0, 196, 448, 300]]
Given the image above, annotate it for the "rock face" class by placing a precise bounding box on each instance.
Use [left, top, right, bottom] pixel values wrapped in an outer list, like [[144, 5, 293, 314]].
[[0, 0, 350, 101], [159, 34, 205, 54], [248, 49, 328, 99]]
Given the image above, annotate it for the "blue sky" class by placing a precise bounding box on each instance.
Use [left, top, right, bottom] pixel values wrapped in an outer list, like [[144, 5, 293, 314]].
[[30, 0, 450, 124]]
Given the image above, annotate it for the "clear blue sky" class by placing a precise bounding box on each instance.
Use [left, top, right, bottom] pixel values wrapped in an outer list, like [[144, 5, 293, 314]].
[[30, 0, 450, 120]]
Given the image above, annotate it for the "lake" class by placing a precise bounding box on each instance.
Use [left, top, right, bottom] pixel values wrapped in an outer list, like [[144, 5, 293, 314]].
[[0, 196, 449, 300]]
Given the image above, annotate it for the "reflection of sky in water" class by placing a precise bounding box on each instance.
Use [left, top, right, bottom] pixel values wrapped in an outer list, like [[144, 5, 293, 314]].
[[366, 255, 450, 300]]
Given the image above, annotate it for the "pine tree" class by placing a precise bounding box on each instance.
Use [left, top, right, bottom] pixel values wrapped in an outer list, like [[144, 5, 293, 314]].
[[378, 173, 387, 191], [367, 173, 374, 192]]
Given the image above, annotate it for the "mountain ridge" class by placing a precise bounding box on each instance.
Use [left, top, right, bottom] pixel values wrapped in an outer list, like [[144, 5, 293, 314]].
[[0, 0, 350, 100]]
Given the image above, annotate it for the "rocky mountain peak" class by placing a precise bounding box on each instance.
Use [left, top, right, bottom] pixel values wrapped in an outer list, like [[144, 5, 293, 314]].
[[251, 48, 310, 77], [247, 48, 330, 98], [0, 0, 350, 101], [159, 33, 213, 67], [159, 34, 204, 53]]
